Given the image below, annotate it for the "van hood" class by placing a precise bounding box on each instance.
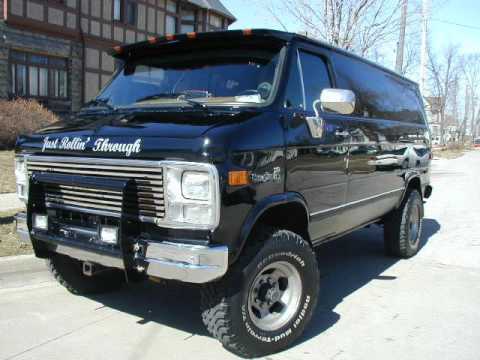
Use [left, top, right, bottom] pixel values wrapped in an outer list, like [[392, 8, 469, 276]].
[[16, 109, 258, 160]]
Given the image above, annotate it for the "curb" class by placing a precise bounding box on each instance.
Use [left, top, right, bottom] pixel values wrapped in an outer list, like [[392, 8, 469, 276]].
[[0, 254, 35, 262]]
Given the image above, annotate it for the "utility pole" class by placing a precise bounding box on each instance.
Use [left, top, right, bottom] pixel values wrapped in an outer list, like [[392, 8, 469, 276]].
[[395, 0, 408, 73], [419, 0, 430, 96]]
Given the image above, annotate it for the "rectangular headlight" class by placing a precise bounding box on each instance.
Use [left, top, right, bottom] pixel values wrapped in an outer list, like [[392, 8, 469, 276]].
[[158, 162, 220, 230], [182, 171, 210, 200]]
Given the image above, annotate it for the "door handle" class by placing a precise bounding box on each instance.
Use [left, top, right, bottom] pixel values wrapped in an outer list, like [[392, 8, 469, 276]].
[[335, 130, 350, 137]]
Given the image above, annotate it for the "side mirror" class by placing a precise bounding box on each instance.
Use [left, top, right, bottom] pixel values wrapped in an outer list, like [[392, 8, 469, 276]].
[[320, 88, 356, 115]]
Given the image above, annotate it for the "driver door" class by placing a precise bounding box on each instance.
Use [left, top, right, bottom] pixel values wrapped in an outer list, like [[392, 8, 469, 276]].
[[284, 47, 350, 245]]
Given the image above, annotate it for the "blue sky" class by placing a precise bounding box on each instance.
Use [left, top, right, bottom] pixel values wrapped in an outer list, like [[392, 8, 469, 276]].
[[223, 0, 480, 56]]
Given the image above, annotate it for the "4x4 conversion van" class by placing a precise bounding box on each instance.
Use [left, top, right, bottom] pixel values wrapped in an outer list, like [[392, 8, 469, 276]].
[[15, 30, 432, 357]]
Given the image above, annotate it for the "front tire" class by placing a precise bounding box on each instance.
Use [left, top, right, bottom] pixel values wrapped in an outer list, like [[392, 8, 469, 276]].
[[201, 228, 319, 358], [384, 189, 424, 258], [46, 254, 125, 295]]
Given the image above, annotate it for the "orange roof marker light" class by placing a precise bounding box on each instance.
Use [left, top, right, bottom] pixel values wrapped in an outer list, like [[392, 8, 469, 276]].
[[113, 45, 123, 54], [243, 29, 253, 36], [187, 32, 197, 39], [165, 34, 176, 41], [148, 36, 158, 44], [228, 170, 251, 186]]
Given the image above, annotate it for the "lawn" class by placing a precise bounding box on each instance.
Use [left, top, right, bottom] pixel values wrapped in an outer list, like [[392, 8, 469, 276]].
[[0, 210, 33, 257], [0, 151, 16, 194]]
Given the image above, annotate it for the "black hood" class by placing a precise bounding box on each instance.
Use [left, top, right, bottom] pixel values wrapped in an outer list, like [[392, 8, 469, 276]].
[[16, 108, 259, 161]]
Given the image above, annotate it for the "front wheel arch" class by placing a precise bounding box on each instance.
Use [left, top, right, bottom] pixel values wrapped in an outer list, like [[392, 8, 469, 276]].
[[233, 193, 310, 264]]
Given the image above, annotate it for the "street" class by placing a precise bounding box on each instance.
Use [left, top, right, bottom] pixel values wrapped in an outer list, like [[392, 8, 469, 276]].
[[1, 151, 479, 360]]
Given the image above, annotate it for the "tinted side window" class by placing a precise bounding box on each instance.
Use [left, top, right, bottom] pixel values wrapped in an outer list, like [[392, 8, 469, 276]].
[[284, 55, 304, 109], [332, 52, 424, 124], [298, 51, 331, 112]]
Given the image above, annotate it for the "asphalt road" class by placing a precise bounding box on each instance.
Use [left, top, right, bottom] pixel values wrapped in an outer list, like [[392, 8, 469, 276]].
[[1, 151, 480, 360]]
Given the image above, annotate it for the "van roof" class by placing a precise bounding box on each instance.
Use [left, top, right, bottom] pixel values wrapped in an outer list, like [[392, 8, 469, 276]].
[[111, 29, 418, 87]]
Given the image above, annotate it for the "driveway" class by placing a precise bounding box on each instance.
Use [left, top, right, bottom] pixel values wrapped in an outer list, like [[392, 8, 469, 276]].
[[1, 152, 479, 360]]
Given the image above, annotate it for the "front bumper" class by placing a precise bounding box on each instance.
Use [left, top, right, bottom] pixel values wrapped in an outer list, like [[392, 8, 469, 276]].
[[16, 212, 228, 284]]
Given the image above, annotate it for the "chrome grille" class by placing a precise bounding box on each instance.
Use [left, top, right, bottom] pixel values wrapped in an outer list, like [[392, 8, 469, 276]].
[[26, 156, 165, 223]]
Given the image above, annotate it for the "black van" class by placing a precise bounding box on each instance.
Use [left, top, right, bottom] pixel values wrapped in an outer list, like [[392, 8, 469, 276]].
[[15, 29, 432, 357]]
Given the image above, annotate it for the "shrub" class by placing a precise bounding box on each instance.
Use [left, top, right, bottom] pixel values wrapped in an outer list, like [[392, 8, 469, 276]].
[[0, 99, 59, 149]]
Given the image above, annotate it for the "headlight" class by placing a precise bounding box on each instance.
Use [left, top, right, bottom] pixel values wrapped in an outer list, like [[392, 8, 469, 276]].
[[158, 162, 220, 230], [14, 155, 28, 203], [182, 171, 210, 200]]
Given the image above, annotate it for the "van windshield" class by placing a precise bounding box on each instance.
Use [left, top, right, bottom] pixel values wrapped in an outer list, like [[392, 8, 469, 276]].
[[93, 48, 284, 109]]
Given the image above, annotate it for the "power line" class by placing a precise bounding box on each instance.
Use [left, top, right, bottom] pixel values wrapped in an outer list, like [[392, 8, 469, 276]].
[[431, 18, 480, 31]]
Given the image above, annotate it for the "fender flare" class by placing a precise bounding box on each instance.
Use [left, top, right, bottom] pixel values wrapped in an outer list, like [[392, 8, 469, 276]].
[[232, 192, 309, 263], [397, 172, 423, 207]]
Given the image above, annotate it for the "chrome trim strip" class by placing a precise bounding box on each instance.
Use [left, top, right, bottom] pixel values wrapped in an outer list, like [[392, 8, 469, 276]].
[[144, 241, 228, 283], [310, 188, 404, 217], [25, 155, 164, 168]]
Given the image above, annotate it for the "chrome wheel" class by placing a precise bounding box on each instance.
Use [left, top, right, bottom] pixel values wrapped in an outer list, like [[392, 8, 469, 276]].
[[247, 261, 302, 331], [408, 203, 421, 246]]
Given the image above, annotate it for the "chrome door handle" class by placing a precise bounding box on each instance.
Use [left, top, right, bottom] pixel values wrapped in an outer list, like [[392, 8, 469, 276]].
[[335, 130, 350, 137]]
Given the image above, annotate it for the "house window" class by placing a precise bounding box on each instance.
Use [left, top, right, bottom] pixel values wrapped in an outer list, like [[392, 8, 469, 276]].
[[126, 1, 137, 26], [113, 0, 122, 21], [180, 5, 196, 33], [10, 50, 68, 99], [165, 0, 178, 34], [114, 0, 137, 26], [209, 13, 222, 29]]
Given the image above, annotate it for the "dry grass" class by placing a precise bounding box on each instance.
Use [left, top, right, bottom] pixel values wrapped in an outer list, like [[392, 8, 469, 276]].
[[433, 143, 471, 160], [0, 210, 33, 257], [0, 151, 16, 194]]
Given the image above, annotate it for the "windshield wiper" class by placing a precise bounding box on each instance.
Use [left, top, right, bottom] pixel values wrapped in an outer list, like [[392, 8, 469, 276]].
[[135, 93, 185, 103], [135, 92, 209, 110], [180, 97, 208, 110], [82, 98, 116, 111]]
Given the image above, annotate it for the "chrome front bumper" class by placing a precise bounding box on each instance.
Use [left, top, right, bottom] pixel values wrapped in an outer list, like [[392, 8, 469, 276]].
[[15, 212, 228, 284], [143, 242, 228, 283]]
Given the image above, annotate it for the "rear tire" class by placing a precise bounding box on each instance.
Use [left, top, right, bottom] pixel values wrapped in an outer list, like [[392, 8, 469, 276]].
[[384, 189, 424, 258], [46, 254, 125, 295], [201, 227, 319, 358]]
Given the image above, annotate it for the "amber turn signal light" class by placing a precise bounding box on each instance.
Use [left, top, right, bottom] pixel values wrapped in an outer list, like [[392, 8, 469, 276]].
[[228, 170, 251, 186]]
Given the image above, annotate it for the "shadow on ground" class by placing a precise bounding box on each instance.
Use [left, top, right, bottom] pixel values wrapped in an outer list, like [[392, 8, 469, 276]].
[[90, 218, 441, 347]]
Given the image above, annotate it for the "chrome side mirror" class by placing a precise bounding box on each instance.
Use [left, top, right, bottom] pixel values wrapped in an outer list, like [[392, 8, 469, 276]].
[[320, 88, 356, 115]]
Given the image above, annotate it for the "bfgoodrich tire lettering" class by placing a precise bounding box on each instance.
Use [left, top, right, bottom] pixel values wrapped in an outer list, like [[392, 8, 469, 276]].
[[384, 189, 424, 258], [201, 227, 319, 358]]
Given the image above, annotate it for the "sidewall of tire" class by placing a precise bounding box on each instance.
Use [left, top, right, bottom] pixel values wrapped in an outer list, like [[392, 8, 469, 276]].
[[224, 232, 319, 355]]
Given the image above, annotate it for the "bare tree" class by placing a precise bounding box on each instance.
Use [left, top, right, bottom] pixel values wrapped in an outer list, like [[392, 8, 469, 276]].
[[427, 44, 461, 145], [461, 54, 480, 139], [263, 0, 404, 56], [400, 32, 420, 77]]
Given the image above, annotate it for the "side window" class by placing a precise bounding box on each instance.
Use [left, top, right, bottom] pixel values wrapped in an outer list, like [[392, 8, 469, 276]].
[[298, 51, 331, 112], [332, 52, 425, 124], [284, 55, 304, 110]]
